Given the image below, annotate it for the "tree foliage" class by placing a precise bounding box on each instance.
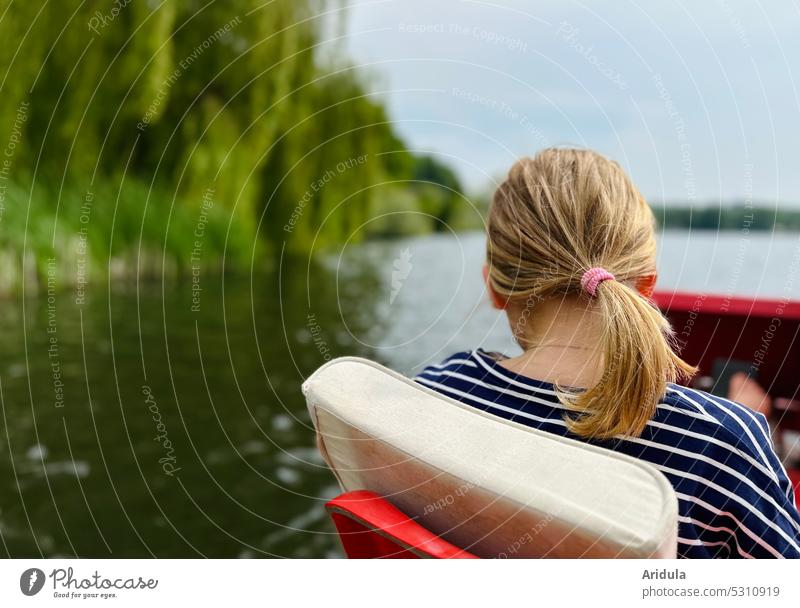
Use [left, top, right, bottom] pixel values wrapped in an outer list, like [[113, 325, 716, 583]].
[[0, 0, 466, 289]]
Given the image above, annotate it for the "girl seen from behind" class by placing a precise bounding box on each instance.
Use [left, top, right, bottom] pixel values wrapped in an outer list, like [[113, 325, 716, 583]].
[[416, 148, 800, 558]]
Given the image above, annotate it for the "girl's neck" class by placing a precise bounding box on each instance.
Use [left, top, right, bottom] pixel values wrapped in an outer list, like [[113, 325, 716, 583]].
[[500, 295, 605, 388]]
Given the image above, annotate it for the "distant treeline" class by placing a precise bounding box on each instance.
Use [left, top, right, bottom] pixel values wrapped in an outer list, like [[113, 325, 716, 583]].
[[653, 204, 800, 231], [0, 1, 475, 293]]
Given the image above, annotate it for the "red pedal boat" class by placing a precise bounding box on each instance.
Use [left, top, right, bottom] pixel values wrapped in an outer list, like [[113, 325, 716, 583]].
[[305, 291, 800, 558]]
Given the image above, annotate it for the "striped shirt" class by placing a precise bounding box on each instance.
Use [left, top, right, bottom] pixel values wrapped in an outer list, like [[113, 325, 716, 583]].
[[415, 348, 800, 559]]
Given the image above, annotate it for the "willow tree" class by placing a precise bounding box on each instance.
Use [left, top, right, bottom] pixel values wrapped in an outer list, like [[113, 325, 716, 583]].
[[0, 0, 463, 287]]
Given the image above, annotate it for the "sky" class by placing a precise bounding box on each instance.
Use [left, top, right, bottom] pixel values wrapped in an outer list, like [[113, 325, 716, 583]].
[[337, 0, 800, 206]]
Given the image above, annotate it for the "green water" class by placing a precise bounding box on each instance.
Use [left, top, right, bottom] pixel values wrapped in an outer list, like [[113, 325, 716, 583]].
[[0, 257, 382, 558]]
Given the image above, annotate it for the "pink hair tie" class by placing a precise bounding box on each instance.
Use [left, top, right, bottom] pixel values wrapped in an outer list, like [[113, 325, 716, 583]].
[[580, 267, 615, 297]]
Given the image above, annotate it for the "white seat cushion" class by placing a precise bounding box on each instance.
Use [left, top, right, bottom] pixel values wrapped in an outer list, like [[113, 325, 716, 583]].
[[303, 357, 678, 558]]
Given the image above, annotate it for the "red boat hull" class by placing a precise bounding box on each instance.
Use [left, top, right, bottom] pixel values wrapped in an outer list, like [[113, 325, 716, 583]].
[[653, 291, 800, 402]]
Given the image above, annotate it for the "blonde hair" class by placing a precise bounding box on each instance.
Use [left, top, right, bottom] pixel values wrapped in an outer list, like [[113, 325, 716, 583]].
[[486, 148, 696, 439]]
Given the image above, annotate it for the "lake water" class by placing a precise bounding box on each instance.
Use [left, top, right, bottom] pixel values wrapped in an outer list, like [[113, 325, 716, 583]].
[[2, 229, 800, 557]]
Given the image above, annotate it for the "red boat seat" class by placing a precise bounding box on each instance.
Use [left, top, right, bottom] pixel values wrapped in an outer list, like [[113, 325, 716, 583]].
[[326, 490, 477, 558]]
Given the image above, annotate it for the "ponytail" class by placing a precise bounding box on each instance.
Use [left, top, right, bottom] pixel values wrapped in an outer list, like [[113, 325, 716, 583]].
[[564, 278, 696, 439], [487, 148, 697, 440]]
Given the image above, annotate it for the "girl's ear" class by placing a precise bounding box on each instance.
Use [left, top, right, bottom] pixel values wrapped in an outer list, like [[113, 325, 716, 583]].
[[483, 264, 507, 310], [636, 273, 657, 299]]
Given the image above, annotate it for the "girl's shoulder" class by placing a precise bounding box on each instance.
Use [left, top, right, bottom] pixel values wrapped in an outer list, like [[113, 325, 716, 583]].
[[416, 350, 479, 373], [416, 348, 524, 380], [661, 383, 774, 461], [663, 383, 769, 433]]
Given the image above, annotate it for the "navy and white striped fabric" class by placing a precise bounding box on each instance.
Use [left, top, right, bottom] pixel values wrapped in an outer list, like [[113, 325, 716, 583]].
[[414, 349, 800, 559]]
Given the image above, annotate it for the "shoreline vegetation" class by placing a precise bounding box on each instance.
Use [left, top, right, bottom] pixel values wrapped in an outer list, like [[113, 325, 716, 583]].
[[0, 1, 474, 296], [0, 2, 796, 297], [652, 205, 800, 232]]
